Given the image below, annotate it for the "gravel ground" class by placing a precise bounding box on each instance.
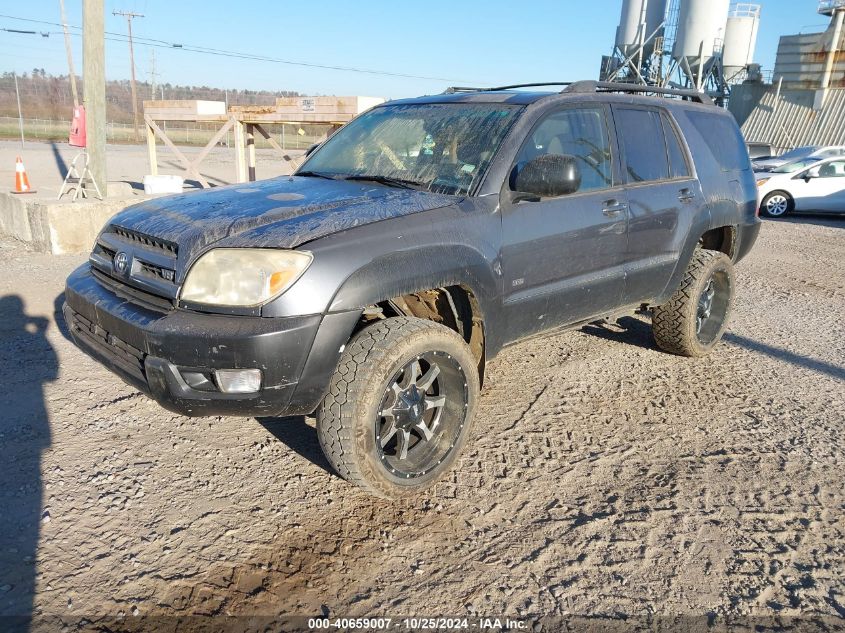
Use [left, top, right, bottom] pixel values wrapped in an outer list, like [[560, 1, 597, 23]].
[[0, 216, 844, 629]]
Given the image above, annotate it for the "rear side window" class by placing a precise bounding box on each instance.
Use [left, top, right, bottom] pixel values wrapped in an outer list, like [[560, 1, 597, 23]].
[[817, 160, 845, 177], [662, 113, 691, 179], [686, 111, 750, 172], [615, 108, 669, 183]]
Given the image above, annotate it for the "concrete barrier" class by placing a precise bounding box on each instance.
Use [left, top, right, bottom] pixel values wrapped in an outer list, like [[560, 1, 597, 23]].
[[0, 192, 137, 254]]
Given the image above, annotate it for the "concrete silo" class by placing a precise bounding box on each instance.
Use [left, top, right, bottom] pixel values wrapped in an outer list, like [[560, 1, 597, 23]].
[[615, 0, 669, 57], [672, 0, 731, 81], [722, 4, 761, 81]]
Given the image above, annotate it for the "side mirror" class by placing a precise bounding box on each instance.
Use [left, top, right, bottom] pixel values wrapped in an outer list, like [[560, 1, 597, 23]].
[[804, 167, 820, 181], [512, 154, 582, 199], [305, 143, 320, 158]]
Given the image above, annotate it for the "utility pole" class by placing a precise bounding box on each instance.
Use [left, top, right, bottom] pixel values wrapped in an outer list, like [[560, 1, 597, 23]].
[[84, 0, 107, 195], [149, 49, 159, 99], [113, 9, 144, 142], [59, 0, 79, 107]]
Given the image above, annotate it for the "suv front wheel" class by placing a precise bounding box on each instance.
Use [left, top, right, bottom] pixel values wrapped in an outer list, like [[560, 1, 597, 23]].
[[317, 317, 479, 498], [652, 249, 736, 357]]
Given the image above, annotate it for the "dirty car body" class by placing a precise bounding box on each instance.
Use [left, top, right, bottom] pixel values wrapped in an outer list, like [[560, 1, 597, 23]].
[[64, 81, 761, 496]]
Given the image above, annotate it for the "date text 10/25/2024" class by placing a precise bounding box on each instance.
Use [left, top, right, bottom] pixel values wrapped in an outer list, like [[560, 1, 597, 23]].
[[306, 617, 528, 630]]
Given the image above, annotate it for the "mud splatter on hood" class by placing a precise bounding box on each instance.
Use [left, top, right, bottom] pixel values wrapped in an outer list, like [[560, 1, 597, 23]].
[[107, 176, 459, 263]]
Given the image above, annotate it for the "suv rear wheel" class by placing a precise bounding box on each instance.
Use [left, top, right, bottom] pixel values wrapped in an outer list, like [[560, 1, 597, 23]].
[[317, 317, 479, 498], [652, 249, 735, 357]]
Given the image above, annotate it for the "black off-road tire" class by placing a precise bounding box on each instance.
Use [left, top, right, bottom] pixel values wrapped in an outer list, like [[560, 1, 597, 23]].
[[653, 248, 736, 357], [316, 317, 479, 499]]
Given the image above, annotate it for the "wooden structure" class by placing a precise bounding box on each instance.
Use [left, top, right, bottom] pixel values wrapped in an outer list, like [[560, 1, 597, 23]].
[[144, 96, 385, 187], [144, 100, 231, 188]]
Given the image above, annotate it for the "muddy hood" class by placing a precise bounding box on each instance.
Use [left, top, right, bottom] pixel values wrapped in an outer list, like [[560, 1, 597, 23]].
[[107, 176, 458, 263]]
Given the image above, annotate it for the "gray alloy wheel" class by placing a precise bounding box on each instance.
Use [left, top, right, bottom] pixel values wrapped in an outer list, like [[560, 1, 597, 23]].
[[694, 270, 732, 348], [375, 351, 467, 478], [761, 191, 793, 218]]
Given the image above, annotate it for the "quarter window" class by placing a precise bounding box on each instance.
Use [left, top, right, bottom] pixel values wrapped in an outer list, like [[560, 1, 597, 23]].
[[615, 108, 669, 183], [512, 107, 613, 194], [686, 111, 750, 172]]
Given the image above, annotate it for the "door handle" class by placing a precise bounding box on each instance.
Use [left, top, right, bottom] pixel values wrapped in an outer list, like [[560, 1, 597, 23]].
[[678, 188, 696, 203], [602, 200, 627, 217]]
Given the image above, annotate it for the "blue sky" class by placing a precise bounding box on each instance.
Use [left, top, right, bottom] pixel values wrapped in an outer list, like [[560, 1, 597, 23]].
[[0, 0, 834, 99]]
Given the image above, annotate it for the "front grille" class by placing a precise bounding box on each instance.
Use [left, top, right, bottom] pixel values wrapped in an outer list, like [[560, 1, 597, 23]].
[[110, 225, 179, 257], [67, 309, 147, 384], [92, 268, 175, 313], [97, 243, 116, 259], [138, 260, 176, 283], [93, 228, 179, 307]]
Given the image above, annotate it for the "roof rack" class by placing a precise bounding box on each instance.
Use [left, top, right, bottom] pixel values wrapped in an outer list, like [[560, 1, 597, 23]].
[[487, 82, 575, 91], [443, 82, 573, 94], [562, 81, 714, 105], [443, 81, 713, 105], [442, 86, 487, 94]]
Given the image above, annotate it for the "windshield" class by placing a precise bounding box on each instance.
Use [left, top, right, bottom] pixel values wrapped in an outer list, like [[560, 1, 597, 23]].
[[298, 103, 521, 196], [777, 146, 818, 161], [772, 158, 820, 173]]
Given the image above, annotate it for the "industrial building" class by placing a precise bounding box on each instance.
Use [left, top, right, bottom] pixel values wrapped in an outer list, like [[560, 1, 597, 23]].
[[736, 0, 845, 153], [602, 0, 845, 153]]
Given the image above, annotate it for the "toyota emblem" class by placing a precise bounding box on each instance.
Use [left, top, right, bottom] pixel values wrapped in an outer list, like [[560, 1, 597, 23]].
[[114, 252, 130, 275]]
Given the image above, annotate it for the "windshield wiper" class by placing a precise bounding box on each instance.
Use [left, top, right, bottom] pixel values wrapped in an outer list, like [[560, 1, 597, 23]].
[[339, 174, 426, 190], [296, 170, 337, 180]]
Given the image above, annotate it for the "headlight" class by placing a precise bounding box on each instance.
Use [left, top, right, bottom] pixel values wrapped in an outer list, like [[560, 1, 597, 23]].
[[756, 178, 770, 187], [181, 248, 312, 307]]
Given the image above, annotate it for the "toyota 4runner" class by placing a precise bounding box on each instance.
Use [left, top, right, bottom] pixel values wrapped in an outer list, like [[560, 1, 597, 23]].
[[64, 81, 761, 497]]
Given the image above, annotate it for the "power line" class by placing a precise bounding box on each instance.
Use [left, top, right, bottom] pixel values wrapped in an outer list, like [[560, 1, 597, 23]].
[[0, 13, 483, 83]]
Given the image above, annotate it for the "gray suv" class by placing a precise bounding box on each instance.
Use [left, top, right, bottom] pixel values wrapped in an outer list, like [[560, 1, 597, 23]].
[[64, 81, 761, 497]]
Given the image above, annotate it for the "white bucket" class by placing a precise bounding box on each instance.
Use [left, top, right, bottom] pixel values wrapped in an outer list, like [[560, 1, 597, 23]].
[[143, 175, 184, 195]]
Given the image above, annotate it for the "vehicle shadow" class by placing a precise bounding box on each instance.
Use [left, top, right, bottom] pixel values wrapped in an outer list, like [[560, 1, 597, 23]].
[[256, 415, 334, 474], [772, 214, 845, 230], [580, 316, 656, 351], [581, 315, 844, 381], [0, 295, 57, 627], [723, 333, 845, 381]]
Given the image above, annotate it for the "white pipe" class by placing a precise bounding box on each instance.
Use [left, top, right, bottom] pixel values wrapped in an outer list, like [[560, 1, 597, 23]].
[[821, 8, 844, 91]]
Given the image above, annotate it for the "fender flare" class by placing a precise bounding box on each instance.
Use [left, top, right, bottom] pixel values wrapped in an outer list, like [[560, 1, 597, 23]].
[[326, 244, 499, 318], [287, 244, 500, 414]]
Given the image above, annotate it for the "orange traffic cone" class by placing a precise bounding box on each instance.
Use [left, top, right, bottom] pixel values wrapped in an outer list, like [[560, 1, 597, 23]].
[[13, 156, 36, 194]]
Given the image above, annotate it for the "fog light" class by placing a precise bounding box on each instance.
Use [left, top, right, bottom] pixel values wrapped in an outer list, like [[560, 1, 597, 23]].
[[181, 371, 216, 392], [215, 369, 262, 394]]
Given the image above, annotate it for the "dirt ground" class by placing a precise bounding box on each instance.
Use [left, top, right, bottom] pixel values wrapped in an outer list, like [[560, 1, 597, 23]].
[[1, 215, 844, 629]]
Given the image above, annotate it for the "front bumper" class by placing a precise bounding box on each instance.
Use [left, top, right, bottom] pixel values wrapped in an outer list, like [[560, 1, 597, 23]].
[[64, 264, 327, 417]]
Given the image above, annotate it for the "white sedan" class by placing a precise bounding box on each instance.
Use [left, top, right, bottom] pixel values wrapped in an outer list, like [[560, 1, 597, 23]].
[[757, 157, 845, 217]]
